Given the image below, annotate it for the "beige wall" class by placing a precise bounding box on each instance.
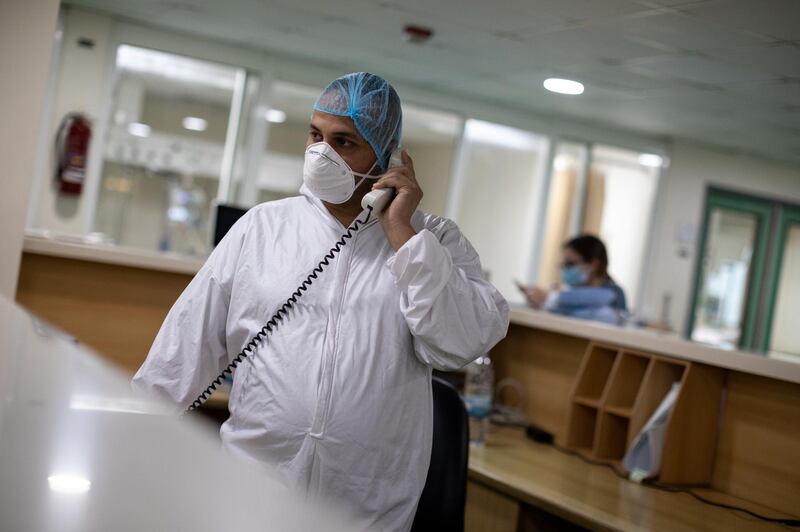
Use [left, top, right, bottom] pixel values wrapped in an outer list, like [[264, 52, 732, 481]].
[[29, 6, 113, 235], [266, 119, 308, 156], [0, 0, 60, 298], [403, 140, 455, 216]]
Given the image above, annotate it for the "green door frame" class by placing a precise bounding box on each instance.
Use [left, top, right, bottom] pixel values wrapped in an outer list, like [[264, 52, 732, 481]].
[[687, 187, 772, 349], [759, 205, 800, 353]]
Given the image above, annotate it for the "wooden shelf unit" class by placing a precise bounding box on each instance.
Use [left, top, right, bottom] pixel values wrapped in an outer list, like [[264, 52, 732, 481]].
[[564, 342, 724, 485]]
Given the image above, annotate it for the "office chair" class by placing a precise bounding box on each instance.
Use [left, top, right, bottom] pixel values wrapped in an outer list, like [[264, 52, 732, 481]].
[[411, 376, 469, 532]]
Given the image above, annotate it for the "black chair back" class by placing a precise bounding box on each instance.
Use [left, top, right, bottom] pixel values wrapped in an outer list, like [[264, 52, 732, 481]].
[[411, 376, 469, 532]]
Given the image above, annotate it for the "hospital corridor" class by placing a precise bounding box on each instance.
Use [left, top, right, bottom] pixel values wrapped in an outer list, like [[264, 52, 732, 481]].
[[1, 1, 799, 531]]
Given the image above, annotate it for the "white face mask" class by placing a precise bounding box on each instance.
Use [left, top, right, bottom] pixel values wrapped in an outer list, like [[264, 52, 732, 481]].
[[303, 142, 379, 204]]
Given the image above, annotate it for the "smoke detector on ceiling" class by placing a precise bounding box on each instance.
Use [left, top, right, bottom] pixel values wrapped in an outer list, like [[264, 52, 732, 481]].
[[402, 25, 434, 44]]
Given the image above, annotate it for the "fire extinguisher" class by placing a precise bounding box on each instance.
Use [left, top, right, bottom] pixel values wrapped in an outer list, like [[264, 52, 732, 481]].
[[55, 112, 92, 195]]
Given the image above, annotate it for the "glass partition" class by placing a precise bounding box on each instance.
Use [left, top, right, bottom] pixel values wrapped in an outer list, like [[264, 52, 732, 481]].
[[537, 142, 588, 287], [94, 44, 246, 256], [690, 208, 760, 348], [765, 208, 800, 360], [448, 119, 550, 304], [586, 145, 660, 307]]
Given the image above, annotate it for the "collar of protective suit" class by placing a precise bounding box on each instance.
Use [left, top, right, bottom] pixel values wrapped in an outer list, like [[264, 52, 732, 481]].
[[297, 182, 397, 231]]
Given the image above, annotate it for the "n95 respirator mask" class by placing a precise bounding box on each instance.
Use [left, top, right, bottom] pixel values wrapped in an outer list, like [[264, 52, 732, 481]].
[[303, 142, 379, 204]]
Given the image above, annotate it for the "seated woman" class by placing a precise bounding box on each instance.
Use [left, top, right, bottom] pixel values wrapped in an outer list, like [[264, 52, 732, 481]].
[[520, 234, 627, 325]]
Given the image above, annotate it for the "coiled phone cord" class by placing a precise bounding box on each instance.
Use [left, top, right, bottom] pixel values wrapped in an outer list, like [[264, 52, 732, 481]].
[[183, 206, 374, 415]]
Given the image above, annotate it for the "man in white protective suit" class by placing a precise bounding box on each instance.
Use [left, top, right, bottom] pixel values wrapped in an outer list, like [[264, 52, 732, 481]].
[[133, 72, 510, 531]]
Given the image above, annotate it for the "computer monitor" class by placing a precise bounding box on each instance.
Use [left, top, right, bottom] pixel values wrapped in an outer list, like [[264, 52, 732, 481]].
[[212, 203, 248, 247]]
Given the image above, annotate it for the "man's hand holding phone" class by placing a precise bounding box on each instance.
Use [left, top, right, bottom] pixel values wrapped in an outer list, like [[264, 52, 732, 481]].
[[371, 150, 422, 251]]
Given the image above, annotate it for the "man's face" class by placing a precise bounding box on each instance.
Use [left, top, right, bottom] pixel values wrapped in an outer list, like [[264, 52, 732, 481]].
[[307, 111, 379, 176]]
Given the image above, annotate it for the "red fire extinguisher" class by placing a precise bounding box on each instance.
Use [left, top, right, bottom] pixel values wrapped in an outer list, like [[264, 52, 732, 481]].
[[55, 112, 92, 195]]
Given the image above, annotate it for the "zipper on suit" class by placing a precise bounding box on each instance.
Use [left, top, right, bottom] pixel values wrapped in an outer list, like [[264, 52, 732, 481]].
[[309, 223, 362, 438]]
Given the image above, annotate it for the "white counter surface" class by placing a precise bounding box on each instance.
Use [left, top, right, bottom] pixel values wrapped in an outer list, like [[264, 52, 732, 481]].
[[509, 306, 800, 385], [22, 232, 204, 275], [0, 296, 358, 532]]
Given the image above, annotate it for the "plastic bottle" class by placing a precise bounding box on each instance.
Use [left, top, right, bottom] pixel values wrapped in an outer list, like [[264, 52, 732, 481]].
[[464, 355, 493, 446]]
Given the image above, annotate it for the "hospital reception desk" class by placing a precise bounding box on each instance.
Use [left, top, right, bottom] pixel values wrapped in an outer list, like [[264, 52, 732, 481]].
[[15, 234, 800, 530]]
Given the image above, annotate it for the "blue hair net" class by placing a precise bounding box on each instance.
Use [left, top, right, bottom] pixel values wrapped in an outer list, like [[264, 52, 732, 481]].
[[313, 72, 402, 172]]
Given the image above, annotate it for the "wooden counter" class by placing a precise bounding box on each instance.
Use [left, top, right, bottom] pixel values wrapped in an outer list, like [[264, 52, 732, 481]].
[[16, 249, 195, 374], [466, 426, 793, 531], [509, 307, 800, 384], [22, 233, 204, 275], [491, 320, 800, 520]]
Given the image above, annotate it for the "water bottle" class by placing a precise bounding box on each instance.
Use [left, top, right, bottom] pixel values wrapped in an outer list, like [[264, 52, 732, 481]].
[[464, 355, 493, 446]]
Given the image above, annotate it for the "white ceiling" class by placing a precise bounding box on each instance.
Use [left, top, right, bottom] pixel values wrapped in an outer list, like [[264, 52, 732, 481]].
[[68, 0, 800, 165]]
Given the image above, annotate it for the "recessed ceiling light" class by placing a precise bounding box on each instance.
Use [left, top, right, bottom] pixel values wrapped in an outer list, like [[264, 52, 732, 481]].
[[265, 109, 287, 123], [182, 116, 207, 132], [638, 153, 664, 167], [127, 122, 151, 137], [113, 110, 127, 125], [543, 78, 584, 95], [554, 155, 571, 172], [48, 475, 91, 494]]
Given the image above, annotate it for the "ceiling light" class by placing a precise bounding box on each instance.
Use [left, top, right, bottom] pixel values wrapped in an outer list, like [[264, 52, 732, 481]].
[[113, 110, 127, 125], [638, 153, 664, 167], [554, 155, 571, 172], [543, 78, 584, 95], [48, 475, 91, 494], [182, 116, 207, 132], [265, 109, 287, 123], [127, 122, 151, 138]]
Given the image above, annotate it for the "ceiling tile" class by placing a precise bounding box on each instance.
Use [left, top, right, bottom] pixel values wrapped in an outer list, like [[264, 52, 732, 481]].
[[593, 11, 767, 52], [632, 54, 778, 85], [706, 42, 800, 78], [682, 0, 800, 40]]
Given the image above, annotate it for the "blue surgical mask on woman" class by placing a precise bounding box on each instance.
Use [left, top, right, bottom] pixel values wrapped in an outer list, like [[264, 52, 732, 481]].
[[561, 265, 589, 287]]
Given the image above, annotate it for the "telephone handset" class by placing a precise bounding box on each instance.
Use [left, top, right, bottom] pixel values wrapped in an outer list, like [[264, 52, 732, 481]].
[[361, 148, 403, 213]]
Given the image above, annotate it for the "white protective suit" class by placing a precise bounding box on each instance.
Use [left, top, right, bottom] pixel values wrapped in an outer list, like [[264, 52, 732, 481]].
[[133, 186, 510, 531]]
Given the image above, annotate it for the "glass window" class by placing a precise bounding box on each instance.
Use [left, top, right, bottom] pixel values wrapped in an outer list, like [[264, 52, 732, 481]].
[[768, 220, 800, 360], [255, 81, 318, 205], [228, 74, 266, 208], [537, 142, 588, 287], [448, 119, 550, 303], [93, 45, 246, 256], [585, 145, 661, 306], [691, 208, 758, 348], [401, 105, 462, 216], [536, 143, 661, 310]]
